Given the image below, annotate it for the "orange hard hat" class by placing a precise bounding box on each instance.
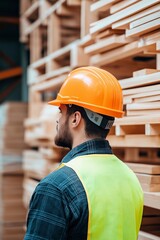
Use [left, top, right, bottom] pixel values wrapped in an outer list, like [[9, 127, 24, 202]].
[[49, 66, 124, 118]]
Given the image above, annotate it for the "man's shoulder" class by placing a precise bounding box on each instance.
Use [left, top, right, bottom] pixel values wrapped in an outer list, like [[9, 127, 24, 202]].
[[37, 165, 84, 197]]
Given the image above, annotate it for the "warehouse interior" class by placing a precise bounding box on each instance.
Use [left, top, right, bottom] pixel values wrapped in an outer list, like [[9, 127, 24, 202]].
[[0, 0, 160, 239]]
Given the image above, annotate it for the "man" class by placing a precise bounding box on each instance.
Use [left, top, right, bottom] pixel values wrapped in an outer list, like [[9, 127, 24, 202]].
[[24, 66, 143, 240]]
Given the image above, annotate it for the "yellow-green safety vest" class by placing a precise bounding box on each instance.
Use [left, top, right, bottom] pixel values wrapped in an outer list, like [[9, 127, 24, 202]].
[[61, 154, 143, 240]]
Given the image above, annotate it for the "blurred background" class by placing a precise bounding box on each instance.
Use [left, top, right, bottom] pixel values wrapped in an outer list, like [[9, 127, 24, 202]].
[[0, 0, 160, 239]]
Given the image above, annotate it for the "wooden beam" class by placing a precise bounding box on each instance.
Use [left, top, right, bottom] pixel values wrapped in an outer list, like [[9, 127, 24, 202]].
[[90, 41, 145, 66], [0, 67, 22, 81], [119, 72, 160, 90], [126, 18, 160, 37], [84, 34, 131, 55], [91, 0, 118, 12], [130, 11, 160, 29], [110, 0, 139, 14], [123, 83, 160, 96], [108, 135, 160, 148], [124, 89, 160, 104], [66, 0, 81, 6], [144, 192, 160, 209]]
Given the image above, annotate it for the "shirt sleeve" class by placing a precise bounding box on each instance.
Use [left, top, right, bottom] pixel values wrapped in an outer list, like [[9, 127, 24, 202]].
[[24, 181, 69, 240]]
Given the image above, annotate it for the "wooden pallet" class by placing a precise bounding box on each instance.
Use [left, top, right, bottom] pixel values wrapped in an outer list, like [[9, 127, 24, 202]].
[[20, 0, 81, 59], [108, 135, 160, 148], [113, 148, 160, 164], [27, 40, 88, 85]]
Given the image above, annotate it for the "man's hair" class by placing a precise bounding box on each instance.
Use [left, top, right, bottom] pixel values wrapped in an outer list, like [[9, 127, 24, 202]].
[[66, 104, 114, 138]]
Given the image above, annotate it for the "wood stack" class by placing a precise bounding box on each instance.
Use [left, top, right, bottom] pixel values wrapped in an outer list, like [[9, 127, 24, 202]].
[[0, 102, 27, 240], [20, 1, 160, 239], [0, 102, 27, 172]]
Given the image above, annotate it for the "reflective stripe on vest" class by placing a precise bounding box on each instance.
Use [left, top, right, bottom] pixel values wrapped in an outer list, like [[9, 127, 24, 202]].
[[62, 154, 143, 240]]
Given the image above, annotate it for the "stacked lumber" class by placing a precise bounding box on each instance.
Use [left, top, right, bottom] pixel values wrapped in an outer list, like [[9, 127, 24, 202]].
[[139, 206, 160, 239], [0, 172, 26, 240], [0, 102, 27, 240], [20, 1, 160, 239], [88, 0, 160, 68], [0, 102, 27, 172]]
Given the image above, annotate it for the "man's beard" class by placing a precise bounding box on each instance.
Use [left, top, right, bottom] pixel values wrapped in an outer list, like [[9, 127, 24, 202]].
[[54, 117, 73, 149]]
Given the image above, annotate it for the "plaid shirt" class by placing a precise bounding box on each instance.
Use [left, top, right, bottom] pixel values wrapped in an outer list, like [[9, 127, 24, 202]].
[[24, 139, 113, 240]]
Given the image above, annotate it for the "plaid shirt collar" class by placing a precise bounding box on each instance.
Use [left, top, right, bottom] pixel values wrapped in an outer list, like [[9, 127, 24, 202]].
[[62, 138, 112, 163]]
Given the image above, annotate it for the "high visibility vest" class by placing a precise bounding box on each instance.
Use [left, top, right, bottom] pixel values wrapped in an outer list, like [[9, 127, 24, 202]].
[[61, 154, 143, 240]]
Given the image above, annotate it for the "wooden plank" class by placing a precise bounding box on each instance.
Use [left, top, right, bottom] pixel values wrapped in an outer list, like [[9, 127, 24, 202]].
[[126, 102, 160, 110], [138, 231, 160, 240], [136, 173, 160, 184], [124, 90, 160, 104], [126, 109, 160, 116], [47, 14, 61, 55], [108, 135, 160, 148], [20, 0, 31, 15], [112, 4, 160, 29], [110, 0, 140, 14], [126, 18, 160, 37], [96, 29, 125, 40], [84, 34, 131, 55], [146, 123, 160, 136], [37, 66, 71, 83], [44, 0, 66, 19], [126, 163, 160, 175], [130, 11, 160, 29], [66, 0, 81, 6], [134, 94, 160, 103], [31, 74, 67, 92], [90, 0, 159, 35], [79, 34, 95, 47], [119, 72, 160, 90], [0, 67, 22, 81], [133, 68, 160, 77], [115, 123, 160, 136], [90, 40, 146, 66], [123, 84, 160, 96], [23, 1, 39, 18], [30, 27, 42, 63], [70, 44, 90, 68], [114, 115, 160, 125], [144, 192, 160, 209], [90, 0, 118, 12], [81, 0, 98, 38], [115, 125, 145, 136], [92, 39, 155, 67]]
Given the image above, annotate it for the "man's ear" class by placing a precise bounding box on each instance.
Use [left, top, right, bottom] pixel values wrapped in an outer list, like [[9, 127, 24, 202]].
[[71, 111, 82, 128]]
